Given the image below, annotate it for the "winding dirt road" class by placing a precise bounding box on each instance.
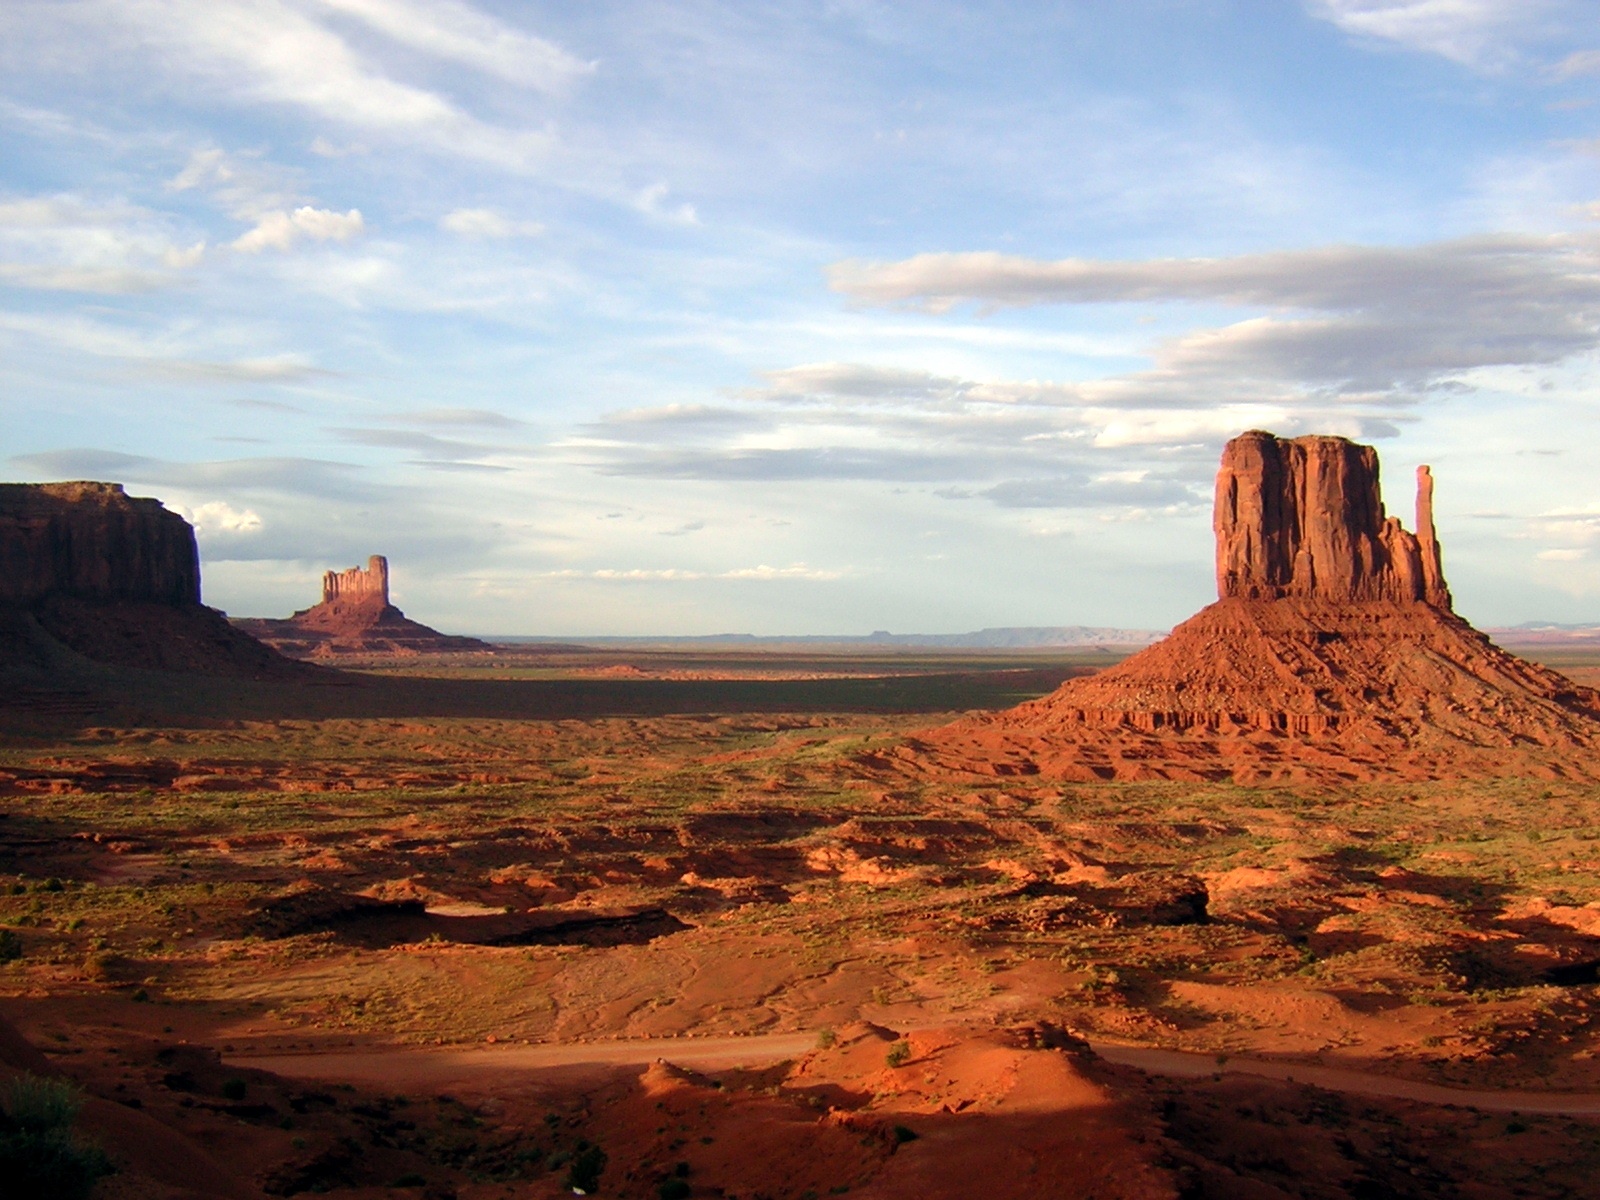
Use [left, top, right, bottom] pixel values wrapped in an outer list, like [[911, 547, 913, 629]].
[[232, 1033, 1600, 1115]]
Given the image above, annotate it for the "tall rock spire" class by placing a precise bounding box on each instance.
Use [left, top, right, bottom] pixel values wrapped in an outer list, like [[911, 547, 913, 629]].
[[1213, 430, 1450, 607]]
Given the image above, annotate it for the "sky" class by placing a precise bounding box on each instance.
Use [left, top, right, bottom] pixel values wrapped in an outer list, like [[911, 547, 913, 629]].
[[4, 0, 1600, 635]]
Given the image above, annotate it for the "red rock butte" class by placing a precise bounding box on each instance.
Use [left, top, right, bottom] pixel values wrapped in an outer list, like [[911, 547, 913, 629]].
[[0, 481, 296, 676], [235, 555, 489, 657], [898, 431, 1600, 783]]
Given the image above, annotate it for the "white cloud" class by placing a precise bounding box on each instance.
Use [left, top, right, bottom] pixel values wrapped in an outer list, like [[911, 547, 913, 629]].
[[232, 206, 364, 252], [545, 563, 843, 582], [0, 194, 205, 293], [173, 499, 264, 535], [828, 234, 1600, 397], [1307, 0, 1570, 69], [308, 0, 593, 91], [137, 355, 335, 384], [168, 147, 303, 221], [439, 207, 544, 238], [634, 182, 699, 226], [95, 0, 561, 168]]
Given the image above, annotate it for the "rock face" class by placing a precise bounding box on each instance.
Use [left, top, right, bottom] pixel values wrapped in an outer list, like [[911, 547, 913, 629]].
[[322, 555, 390, 606], [234, 556, 490, 657], [903, 432, 1600, 783], [1214, 431, 1450, 608], [0, 482, 297, 676], [0, 482, 200, 606]]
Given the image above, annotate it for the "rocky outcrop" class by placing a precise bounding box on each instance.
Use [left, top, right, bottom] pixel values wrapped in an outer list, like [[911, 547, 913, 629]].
[[907, 432, 1600, 783], [0, 482, 199, 606], [322, 555, 390, 606], [234, 555, 490, 657], [0, 482, 299, 677], [1214, 431, 1450, 608]]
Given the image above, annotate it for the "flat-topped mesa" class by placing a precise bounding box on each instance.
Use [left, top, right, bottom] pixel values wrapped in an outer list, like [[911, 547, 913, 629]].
[[1214, 431, 1451, 608], [322, 555, 389, 608], [0, 481, 199, 606]]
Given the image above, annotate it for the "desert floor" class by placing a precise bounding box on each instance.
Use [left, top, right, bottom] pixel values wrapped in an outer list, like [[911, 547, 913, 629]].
[[5, 642, 1600, 1199]]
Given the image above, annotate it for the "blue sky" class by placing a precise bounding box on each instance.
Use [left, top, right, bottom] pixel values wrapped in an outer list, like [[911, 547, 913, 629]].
[[4, 0, 1600, 634]]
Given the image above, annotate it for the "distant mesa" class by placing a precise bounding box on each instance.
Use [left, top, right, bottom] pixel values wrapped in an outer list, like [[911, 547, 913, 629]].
[[0, 481, 297, 676], [234, 555, 490, 658], [902, 431, 1600, 783]]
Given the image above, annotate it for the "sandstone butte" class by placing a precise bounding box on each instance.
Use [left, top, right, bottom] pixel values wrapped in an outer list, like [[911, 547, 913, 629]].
[[898, 431, 1600, 784], [0, 481, 295, 676], [234, 554, 490, 657]]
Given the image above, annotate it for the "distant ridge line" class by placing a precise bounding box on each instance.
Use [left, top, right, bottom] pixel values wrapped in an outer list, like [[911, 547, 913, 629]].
[[487, 626, 1167, 650]]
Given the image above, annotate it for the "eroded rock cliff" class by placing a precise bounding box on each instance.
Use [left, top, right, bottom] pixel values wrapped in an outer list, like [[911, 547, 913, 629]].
[[0, 482, 200, 606], [1214, 431, 1450, 608], [0, 482, 297, 677], [906, 432, 1600, 783]]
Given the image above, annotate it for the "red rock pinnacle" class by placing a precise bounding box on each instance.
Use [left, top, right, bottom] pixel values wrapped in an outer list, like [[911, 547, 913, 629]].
[[234, 554, 488, 657], [1213, 430, 1449, 608], [322, 555, 389, 607]]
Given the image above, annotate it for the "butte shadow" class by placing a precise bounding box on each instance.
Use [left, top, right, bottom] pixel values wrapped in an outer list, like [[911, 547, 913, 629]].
[[895, 431, 1600, 784]]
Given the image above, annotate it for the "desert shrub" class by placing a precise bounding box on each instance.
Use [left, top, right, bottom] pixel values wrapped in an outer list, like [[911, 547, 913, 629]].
[[0, 1074, 113, 1200], [815, 1027, 836, 1050], [0, 930, 22, 962], [221, 1078, 247, 1101], [659, 1177, 692, 1200], [893, 1124, 919, 1144], [884, 1040, 910, 1068], [564, 1141, 607, 1193]]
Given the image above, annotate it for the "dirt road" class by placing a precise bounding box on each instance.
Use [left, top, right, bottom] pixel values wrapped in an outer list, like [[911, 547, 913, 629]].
[[1092, 1042, 1600, 1115], [231, 1031, 820, 1089], [233, 1032, 1600, 1115]]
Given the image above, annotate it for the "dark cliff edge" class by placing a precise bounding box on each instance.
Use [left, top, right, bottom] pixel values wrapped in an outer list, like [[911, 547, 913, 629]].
[[0, 482, 309, 680]]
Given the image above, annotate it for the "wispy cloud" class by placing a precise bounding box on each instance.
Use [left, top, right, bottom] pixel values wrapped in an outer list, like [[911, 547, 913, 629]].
[[95, 0, 567, 167], [0, 194, 204, 293], [439, 207, 544, 238], [308, 0, 593, 91], [1307, 0, 1569, 69], [545, 563, 842, 582], [232, 206, 365, 253], [829, 234, 1600, 397]]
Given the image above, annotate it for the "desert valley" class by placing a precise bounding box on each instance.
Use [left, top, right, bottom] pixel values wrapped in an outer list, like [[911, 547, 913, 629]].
[[5, 434, 1600, 1199]]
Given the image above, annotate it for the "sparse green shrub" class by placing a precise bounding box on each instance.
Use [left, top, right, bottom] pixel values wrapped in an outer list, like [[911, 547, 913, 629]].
[[815, 1027, 836, 1050], [221, 1078, 247, 1101], [892, 1124, 918, 1144], [0, 930, 22, 962], [565, 1141, 607, 1193], [884, 1040, 910, 1068], [392, 1172, 427, 1187], [659, 1177, 691, 1200], [0, 1074, 113, 1200]]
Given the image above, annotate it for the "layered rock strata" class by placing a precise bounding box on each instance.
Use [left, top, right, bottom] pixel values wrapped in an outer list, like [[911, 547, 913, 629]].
[[0, 482, 297, 676], [235, 555, 490, 657], [902, 432, 1600, 783]]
